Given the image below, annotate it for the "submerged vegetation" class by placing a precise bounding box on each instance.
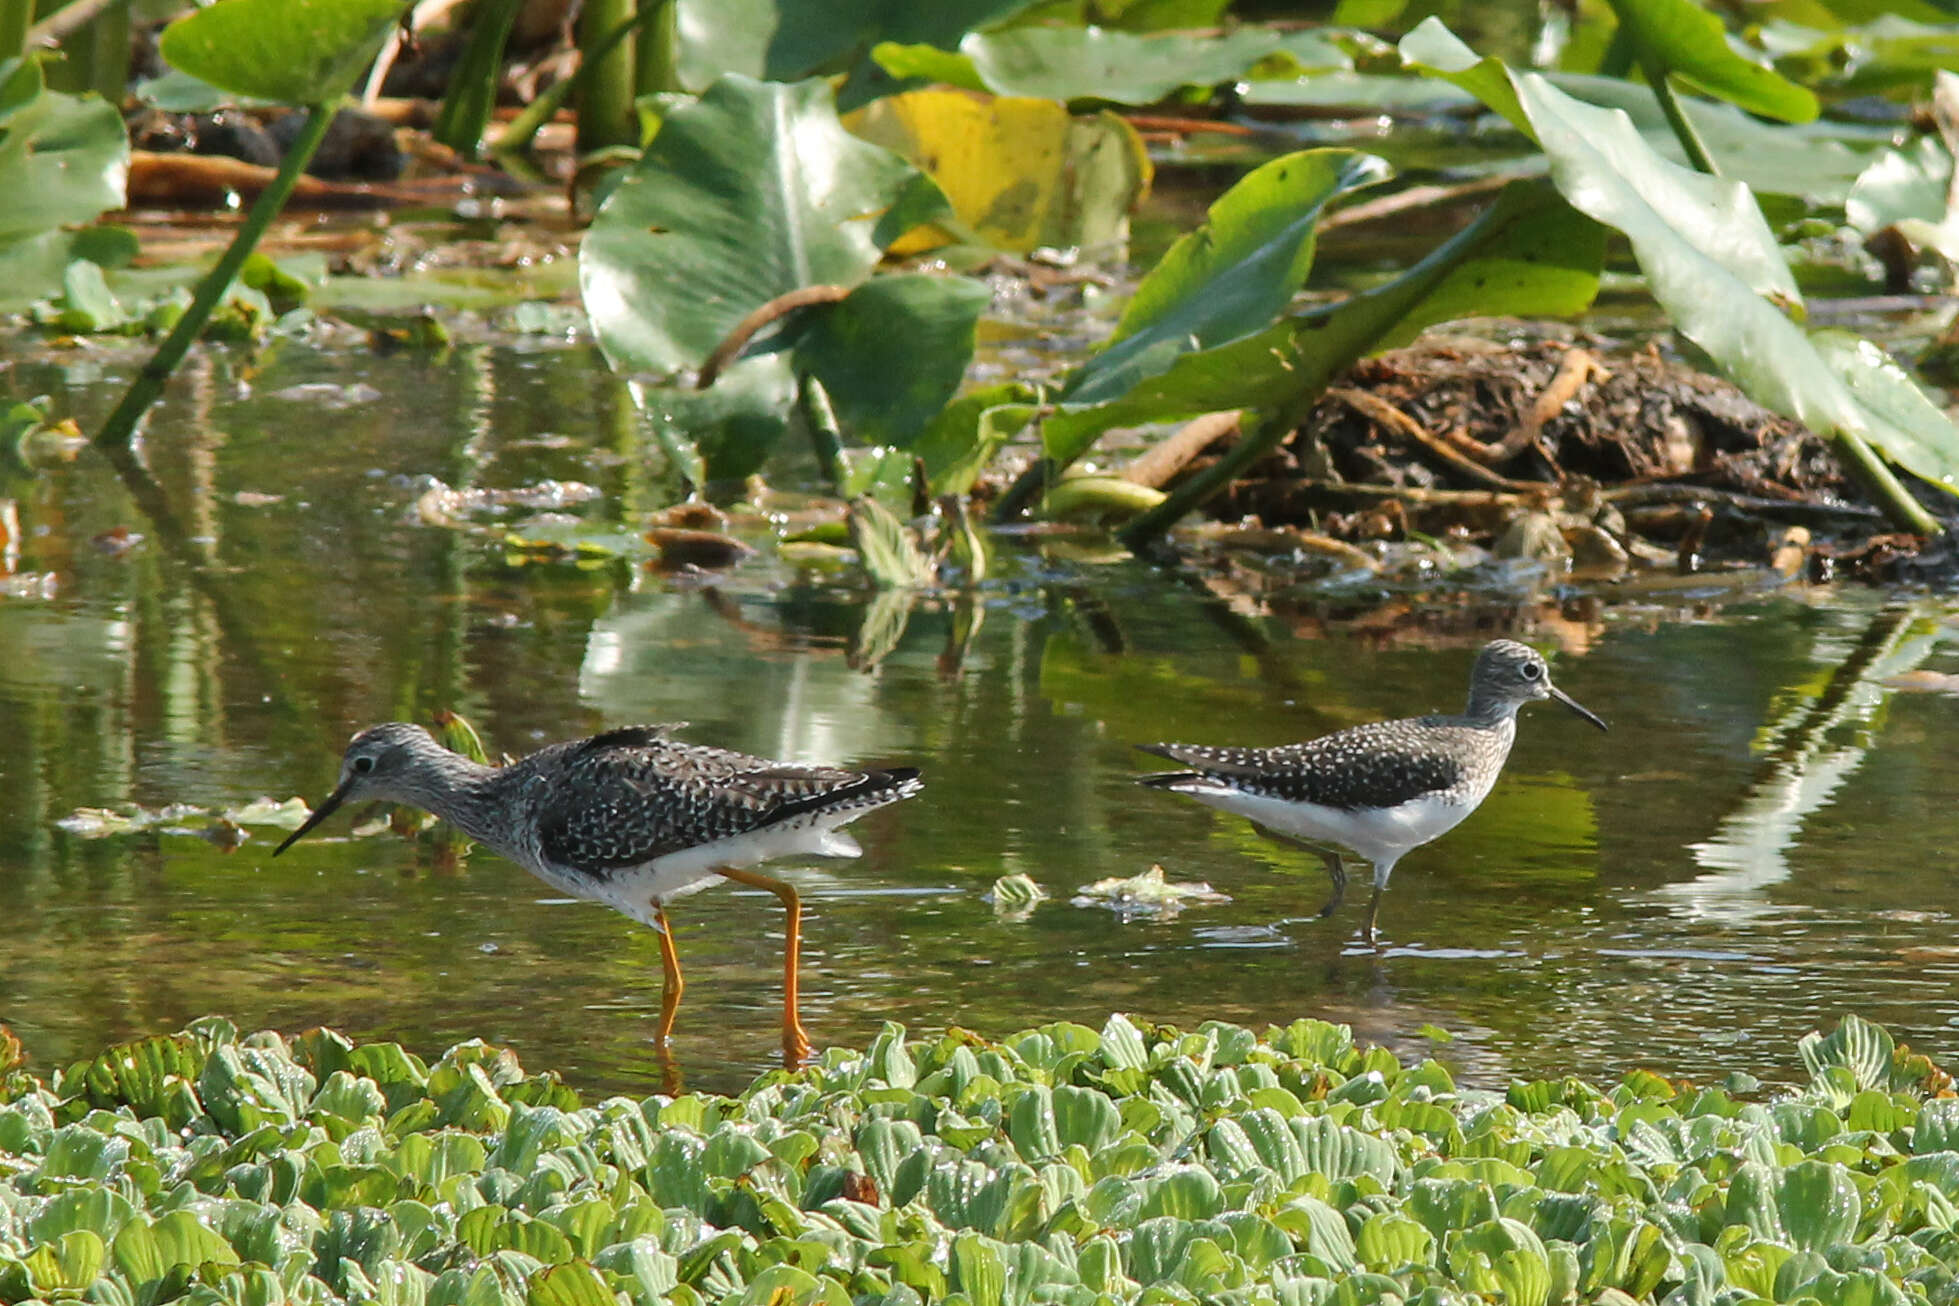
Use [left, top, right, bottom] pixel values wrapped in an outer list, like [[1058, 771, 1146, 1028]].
[[2, 1014, 1956, 1306]]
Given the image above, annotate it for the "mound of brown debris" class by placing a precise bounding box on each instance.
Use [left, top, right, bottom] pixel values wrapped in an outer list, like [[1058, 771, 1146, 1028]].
[[1126, 337, 1951, 584]]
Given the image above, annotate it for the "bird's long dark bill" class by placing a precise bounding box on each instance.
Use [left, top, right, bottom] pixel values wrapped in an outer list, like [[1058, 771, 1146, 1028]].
[[1551, 686, 1609, 731], [273, 781, 354, 855]]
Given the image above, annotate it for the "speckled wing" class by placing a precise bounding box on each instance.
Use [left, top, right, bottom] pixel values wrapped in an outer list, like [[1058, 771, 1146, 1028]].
[[1137, 717, 1477, 811], [534, 727, 915, 871]]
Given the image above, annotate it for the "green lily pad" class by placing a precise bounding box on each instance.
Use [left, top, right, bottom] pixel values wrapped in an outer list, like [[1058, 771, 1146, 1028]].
[[158, 0, 407, 105], [580, 76, 949, 377], [1601, 0, 1817, 121], [0, 57, 129, 313], [792, 273, 991, 447], [878, 25, 1287, 105]]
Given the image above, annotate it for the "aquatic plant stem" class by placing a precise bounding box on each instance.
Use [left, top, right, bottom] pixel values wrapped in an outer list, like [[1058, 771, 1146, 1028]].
[[1117, 411, 1293, 551], [798, 374, 847, 497], [1647, 68, 1717, 176], [636, 0, 679, 94], [575, 0, 637, 151], [496, 3, 655, 156], [1832, 426, 1939, 536], [431, 0, 524, 155], [95, 102, 337, 452]]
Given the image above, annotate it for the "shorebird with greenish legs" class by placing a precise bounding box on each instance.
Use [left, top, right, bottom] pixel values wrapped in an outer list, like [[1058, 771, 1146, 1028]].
[[1138, 639, 1606, 943], [275, 722, 922, 1064]]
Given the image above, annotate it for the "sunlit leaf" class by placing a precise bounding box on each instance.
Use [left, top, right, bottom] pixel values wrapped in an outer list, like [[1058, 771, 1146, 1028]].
[[1065, 148, 1389, 407], [158, 0, 407, 105], [1602, 0, 1817, 121], [878, 25, 1286, 104], [792, 274, 990, 446], [1403, 22, 1959, 499], [0, 57, 129, 312], [582, 76, 948, 377], [847, 92, 1150, 254]]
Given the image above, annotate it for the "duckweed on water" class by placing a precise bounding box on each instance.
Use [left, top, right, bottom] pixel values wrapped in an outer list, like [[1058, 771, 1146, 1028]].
[[2, 1014, 1956, 1306]]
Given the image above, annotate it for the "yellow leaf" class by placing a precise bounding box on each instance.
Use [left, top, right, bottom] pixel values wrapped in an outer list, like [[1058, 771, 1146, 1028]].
[[847, 91, 1152, 255]]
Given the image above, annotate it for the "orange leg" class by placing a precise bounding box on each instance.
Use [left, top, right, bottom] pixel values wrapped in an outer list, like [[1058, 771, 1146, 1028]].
[[716, 866, 811, 1066], [653, 904, 686, 1047]]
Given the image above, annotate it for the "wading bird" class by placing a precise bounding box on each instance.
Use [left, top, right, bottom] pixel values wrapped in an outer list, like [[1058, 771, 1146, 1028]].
[[1138, 640, 1606, 942], [276, 722, 922, 1063]]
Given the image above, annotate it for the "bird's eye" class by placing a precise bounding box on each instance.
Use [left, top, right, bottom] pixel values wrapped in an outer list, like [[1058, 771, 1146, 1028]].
[[353, 755, 376, 774], [1521, 662, 1543, 680]]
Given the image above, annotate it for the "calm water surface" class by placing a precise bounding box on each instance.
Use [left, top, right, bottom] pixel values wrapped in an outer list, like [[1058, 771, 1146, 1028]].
[[3, 338, 1958, 1097]]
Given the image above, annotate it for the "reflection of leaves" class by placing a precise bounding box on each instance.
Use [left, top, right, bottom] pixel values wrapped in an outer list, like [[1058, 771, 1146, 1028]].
[[850, 586, 918, 670], [987, 873, 1048, 921], [56, 798, 310, 838]]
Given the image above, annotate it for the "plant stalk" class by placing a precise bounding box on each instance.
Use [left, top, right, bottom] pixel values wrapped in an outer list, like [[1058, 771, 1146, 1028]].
[[798, 373, 847, 497], [576, 0, 638, 152], [1647, 66, 1718, 176], [1117, 411, 1293, 550], [1832, 428, 1939, 536], [636, 0, 679, 95], [95, 101, 338, 450], [496, 3, 654, 155], [0, 0, 30, 58], [431, 0, 525, 155]]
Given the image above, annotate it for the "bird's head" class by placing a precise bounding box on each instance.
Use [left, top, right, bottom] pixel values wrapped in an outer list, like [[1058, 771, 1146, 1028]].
[[1473, 639, 1607, 730], [274, 722, 441, 855]]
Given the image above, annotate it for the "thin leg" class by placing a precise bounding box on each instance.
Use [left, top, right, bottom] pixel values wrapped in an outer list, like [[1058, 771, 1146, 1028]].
[[716, 866, 811, 1066], [1250, 825, 1346, 919], [653, 905, 685, 1047], [1361, 884, 1384, 946], [1315, 851, 1346, 918]]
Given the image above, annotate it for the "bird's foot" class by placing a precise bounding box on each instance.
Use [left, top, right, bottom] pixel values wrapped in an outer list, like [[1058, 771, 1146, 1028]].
[[782, 1024, 813, 1070]]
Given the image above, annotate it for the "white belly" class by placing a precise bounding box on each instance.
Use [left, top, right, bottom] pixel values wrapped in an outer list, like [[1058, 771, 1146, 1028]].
[[1170, 782, 1471, 877], [578, 821, 865, 928]]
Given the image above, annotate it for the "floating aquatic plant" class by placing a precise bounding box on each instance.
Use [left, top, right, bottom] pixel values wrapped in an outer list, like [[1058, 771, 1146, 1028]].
[[0, 1014, 1953, 1306]]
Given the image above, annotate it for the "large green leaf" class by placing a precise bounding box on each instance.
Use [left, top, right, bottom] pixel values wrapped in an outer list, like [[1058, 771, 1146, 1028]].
[[877, 25, 1289, 104], [158, 0, 407, 105], [673, 0, 1041, 100], [1403, 22, 1959, 500], [1544, 73, 1881, 200], [633, 358, 799, 486], [0, 57, 128, 312], [1779, 1161, 1861, 1253], [1065, 148, 1389, 407], [792, 274, 991, 446], [581, 76, 948, 377], [1603, 0, 1818, 121], [1044, 178, 1602, 472]]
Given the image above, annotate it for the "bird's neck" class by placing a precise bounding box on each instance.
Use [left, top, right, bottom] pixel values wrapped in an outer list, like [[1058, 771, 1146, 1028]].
[[396, 755, 520, 855], [1460, 693, 1523, 731]]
